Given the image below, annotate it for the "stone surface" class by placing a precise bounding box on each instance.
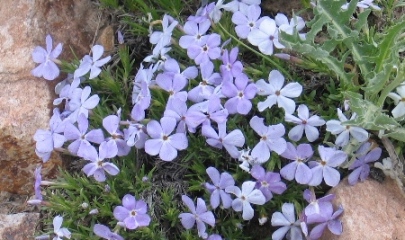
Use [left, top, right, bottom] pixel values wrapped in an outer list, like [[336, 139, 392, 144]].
[[320, 178, 405, 240], [0, 213, 40, 240], [0, 0, 102, 194]]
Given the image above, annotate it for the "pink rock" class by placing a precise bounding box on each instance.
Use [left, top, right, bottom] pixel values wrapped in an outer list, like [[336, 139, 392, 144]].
[[320, 178, 405, 240], [0, 0, 102, 194]]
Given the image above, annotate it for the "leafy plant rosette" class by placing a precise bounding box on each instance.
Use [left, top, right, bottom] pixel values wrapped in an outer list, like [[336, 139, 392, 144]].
[[29, 0, 405, 239]]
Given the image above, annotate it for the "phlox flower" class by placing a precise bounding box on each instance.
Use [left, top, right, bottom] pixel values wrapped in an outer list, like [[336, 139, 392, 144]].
[[150, 14, 178, 52], [237, 147, 260, 172], [124, 122, 148, 149], [53, 77, 80, 108], [68, 86, 100, 123], [179, 19, 211, 49], [31, 34, 63, 81], [256, 70, 303, 114], [53, 215, 71, 240], [208, 0, 225, 23], [348, 145, 382, 185], [280, 143, 313, 184], [303, 188, 334, 217], [388, 84, 405, 118], [93, 224, 124, 240], [249, 116, 287, 163], [223, 0, 261, 13], [250, 165, 286, 202], [202, 121, 245, 158], [222, 73, 257, 115], [64, 113, 105, 157], [275, 13, 306, 40], [144, 117, 188, 161], [187, 33, 222, 65], [103, 115, 130, 157], [131, 80, 151, 122], [81, 141, 120, 182], [207, 234, 223, 240], [231, 5, 262, 39], [205, 167, 235, 209], [34, 108, 67, 162], [341, 0, 381, 10], [179, 195, 216, 238], [306, 204, 344, 239], [374, 157, 396, 179], [326, 108, 369, 147], [220, 47, 243, 78], [225, 181, 266, 220], [188, 61, 221, 103], [74, 45, 111, 79], [308, 146, 347, 187], [113, 194, 151, 230], [34, 166, 43, 201], [247, 17, 284, 55], [186, 96, 229, 129], [271, 203, 304, 240], [285, 104, 325, 142]]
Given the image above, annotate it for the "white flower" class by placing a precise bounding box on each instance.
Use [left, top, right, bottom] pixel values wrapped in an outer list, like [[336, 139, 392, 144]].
[[53, 215, 71, 240], [374, 157, 396, 179], [237, 147, 261, 172], [326, 108, 369, 147], [223, 0, 261, 13], [388, 85, 405, 118], [247, 17, 284, 55], [275, 13, 306, 40], [256, 70, 303, 114], [341, 0, 381, 10], [285, 104, 325, 142], [225, 181, 266, 220]]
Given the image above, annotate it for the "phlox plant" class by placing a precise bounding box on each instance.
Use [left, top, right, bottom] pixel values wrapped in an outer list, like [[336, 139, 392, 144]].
[[30, 0, 405, 239]]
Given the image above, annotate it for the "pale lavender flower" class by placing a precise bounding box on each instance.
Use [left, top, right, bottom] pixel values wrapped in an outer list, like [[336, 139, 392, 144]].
[[231, 5, 262, 39], [220, 47, 243, 78], [207, 234, 223, 240], [247, 17, 284, 55], [280, 143, 313, 184], [31, 34, 63, 81], [202, 121, 245, 158], [275, 13, 306, 40], [223, 0, 261, 13], [102, 115, 130, 157], [164, 98, 195, 133], [187, 33, 222, 65], [150, 14, 178, 50], [250, 165, 286, 202], [342, 0, 381, 10], [179, 195, 216, 239], [222, 73, 257, 115], [117, 31, 124, 44], [306, 205, 344, 239], [303, 188, 334, 217], [249, 116, 287, 163], [93, 224, 124, 240], [68, 86, 100, 122], [144, 117, 188, 161], [53, 215, 71, 240], [205, 167, 235, 209], [225, 181, 266, 220], [179, 19, 211, 49], [82, 142, 120, 182], [53, 77, 80, 107], [348, 146, 382, 185], [34, 166, 43, 201], [237, 147, 260, 172], [326, 108, 369, 147], [74, 45, 111, 79], [188, 61, 221, 103], [64, 113, 105, 157], [131, 80, 151, 122], [186, 96, 229, 129], [285, 104, 325, 142], [113, 194, 151, 230], [271, 203, 304, 240], [308, 146, 347, 187], [256, 70, 303, 114], [208, 0, 225, 23]]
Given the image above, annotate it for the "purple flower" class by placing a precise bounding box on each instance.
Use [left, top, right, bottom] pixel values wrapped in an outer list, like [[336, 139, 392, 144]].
[[150, 14, 178, 51], [144, 117, 188, 161], [280, 143, 313, 184], [34, 167, 43, 201], [348, 146, 382, 185], [53, 215, 71, 240], [82, 142, 120, 182], [68, 86, 100, 122], [220, 47, 243, 78], [124, 122, 148, 149], [179, 195, 215, 239], [256, 70, 302, 114], [187, 33, 222, 65], [207, 234, 223, 240], [223, 0, 261, 13], [202, 122, 245, 158], [251, 165, 286, 202], [93, 224, 124, 240], [131, 80, 151, 122], [222, 73, 257, 115], [204, 167, 235, 209], [74, 45, 111, 79], [186, 96, 229, 129], [308, 146, 347, 187], [64, 113, 105, 157], [103, 115, 130, 157], [113, 194, 151, 230], [271, 203, 304, 240], [31, 34, 63, 80], [249, 116, 287, 163], [247, 17, 284, 55], [164, 98, 191, 133], [303, 188, 334, 217], [306, 204, 344, 239], [188, 61, 221, 103], [225, 181, 266, 220], [285, 104, 325, 142], [231, 5, 262, 39], [179, 19, 211, 49]]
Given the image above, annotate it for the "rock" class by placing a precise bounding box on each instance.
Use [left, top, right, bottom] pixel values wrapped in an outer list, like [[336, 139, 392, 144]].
[[0, 0, 104, 194], [0, 213, 40, 239], [320, 178, 405, 240]]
